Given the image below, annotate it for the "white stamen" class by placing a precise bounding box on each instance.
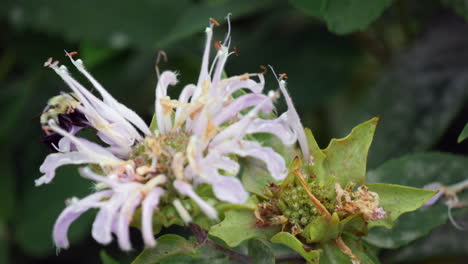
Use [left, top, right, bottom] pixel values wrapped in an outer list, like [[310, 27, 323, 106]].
[[142, 174, 167, 194], [173, 199, 192, 224]]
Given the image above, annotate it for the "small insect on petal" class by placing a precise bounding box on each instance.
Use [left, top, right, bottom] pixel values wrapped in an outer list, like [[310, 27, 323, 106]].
[[259, 65, 268, 75], [233, 47, 239, 56], [209, 17, 220, 27]]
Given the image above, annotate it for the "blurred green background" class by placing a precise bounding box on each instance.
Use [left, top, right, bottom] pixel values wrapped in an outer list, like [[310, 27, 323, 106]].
[[0, 0, 467, 263]]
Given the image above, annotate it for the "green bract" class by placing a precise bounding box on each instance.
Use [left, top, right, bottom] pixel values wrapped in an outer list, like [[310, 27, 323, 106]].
[[210, 117, 435, 263]]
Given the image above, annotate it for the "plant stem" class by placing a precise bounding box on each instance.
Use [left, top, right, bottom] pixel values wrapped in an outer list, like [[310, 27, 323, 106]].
[[276, 254, 306, 263], [189, 223, 252, 263], [293, 168, 332, 221], [335, 236, 361, 264]]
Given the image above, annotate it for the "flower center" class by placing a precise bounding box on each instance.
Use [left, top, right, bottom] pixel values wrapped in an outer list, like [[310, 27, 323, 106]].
[[129, 131, 190, 183]]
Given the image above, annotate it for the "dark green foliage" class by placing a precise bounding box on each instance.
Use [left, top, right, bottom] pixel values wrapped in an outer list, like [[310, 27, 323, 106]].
[[1, 0, 467, 263]]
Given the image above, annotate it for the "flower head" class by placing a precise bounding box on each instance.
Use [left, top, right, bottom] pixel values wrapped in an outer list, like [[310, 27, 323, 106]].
[[38, 16, 297, 250]]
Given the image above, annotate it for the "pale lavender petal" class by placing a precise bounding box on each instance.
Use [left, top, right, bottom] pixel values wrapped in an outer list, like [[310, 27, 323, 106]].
[[173, 180, 218, 219], [245, 114, 297, 146], [277, 79, 309, 163], [186, 136, 203, 174], [50, 65, 141, 144], [212, 93, 273, 125], [174, 84, 196, 129], [66, 56, 151, 135], [37, 152, 102, 186], [57, 126, 82, 152], [209, 175, 248, 204], [68, 77, 142, 143], [155, 71, 178, 133], [89, 181, 142, 245], [92, 195, 120, 244], [214, 140, 287, 180], [222, 75, 264, 96], [209, 95, 274, 146], [79, 167, 118, 188], [423, 183, 443, 207], [48, 121, 122, 163], [191, 109, 210, 138], [141, 187, 165, 247], [53, 190, 112, 248], [202, 153, 239, 175], [196, 25, 214, 90], [116, 192, 142, 251], [210, 48, 229, 98]]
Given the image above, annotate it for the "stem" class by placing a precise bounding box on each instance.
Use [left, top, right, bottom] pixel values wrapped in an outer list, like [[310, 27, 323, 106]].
[[450, 178, 468, 193], [189, 223, 252, 263], [335, 236, 361, 264], [293, 169, 332, 221], [276, 254, 306, 263]]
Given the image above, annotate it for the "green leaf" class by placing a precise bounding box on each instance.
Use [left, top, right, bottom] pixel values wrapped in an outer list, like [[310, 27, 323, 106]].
[[309, 117, 378, 185], [240, 158, 276, 198], [366, 183, 435, 229], [442, 0, 468, 20], [305, 128, 326, 177], [132, 235, 200, 264], [303, 213, 341, 243], [271, 232, 321, 264], [390, 216, 468, 262], [365, 152, 468, 249], [209, 197, 280, 247], [248, 239, 275, 264], [457, 122, 468, 143], [290, 0, 393, 34], [100, 250, 120, 264], [318, 240, 350, 264], [338, 21, 468, 168], [340, 213, 367, 237], [0, 0, 275, 49]]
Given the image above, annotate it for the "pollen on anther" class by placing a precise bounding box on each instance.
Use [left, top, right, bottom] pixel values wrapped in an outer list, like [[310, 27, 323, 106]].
[[44, 57, 53, 67], [210, 17, 220, 27], [51, 60, 60, 67], [65, 51, 78, 57], [214, 41, 222, 51]]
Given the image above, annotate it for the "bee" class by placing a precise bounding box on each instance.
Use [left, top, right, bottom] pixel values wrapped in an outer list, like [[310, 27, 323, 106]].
[[40, 93, 87, 151]]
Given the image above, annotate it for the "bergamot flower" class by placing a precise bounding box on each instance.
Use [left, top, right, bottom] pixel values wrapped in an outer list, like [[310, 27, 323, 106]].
[[37, 16, 297, 250]]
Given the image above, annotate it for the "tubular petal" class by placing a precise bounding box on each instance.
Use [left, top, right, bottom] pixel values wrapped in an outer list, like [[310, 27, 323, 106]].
[[173, 180, 218, 219], [155, 71, 178, 133], [53, 191, 112, 248], [141, 187, 165, 247]]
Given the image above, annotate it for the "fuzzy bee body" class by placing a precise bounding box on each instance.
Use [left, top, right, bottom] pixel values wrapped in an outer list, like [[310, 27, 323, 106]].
[[40, 93, 88, 151]]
